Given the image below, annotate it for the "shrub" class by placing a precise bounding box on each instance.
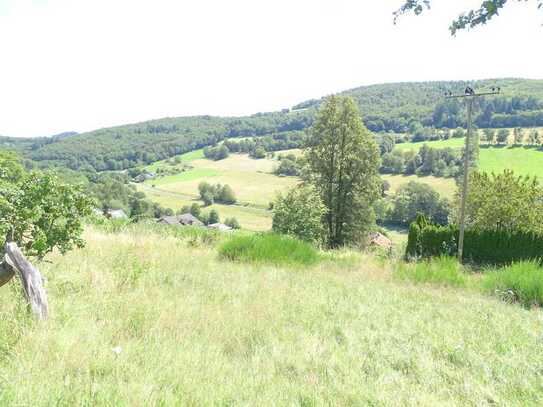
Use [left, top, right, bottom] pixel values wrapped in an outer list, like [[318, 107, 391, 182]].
[[190, 203, 201, 218], [198, 182, 237, 205], [481, 262, 543, 307], [451, 170, 543, 234], [224, 217, 241, 229], [272, 186, 326, 244], [203, 145, 229, 161], [274, 158, 300, 176], [218, 185, 236, 204], [251, 147, 266, 159], [395, 256, 467, 287], [208, 209, 220, 224], [388, 181, 450, 226], [406, 215, 543, 266], [218, 233, 320, 266]]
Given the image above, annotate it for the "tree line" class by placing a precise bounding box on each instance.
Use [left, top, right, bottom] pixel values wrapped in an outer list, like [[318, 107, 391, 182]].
[[5, 79, 542, 172]]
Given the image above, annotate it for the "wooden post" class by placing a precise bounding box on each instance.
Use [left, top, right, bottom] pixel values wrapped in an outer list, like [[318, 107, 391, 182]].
[[3, 243, 48, 320], [0, 261, 15, 288]]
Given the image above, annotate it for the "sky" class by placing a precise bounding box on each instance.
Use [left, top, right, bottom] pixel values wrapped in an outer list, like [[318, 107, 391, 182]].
[[1, 0, 542, 138]]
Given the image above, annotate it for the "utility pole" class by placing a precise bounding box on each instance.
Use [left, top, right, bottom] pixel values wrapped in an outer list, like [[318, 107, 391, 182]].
[[444, 86, 500, 262]]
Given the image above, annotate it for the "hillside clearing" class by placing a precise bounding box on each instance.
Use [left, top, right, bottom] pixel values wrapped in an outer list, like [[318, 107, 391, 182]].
[[143, 152, 298, 207], [383, 174, 457, 198], [0, 225, 542, 405], [395, 132, 543, 179], [138, 184, 273, 231]]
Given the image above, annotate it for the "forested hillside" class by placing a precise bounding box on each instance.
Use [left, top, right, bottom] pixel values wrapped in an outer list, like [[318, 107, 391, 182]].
[[339, 78, 543, 132], [5, 78, 543, 171]]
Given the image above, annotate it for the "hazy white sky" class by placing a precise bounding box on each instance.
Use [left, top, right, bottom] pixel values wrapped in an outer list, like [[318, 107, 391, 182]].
[[1, 0, 542, 137]]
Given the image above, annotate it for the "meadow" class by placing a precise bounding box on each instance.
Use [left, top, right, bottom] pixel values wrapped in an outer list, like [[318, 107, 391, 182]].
[[137, 126, 543, 234], [137, 150, 298, 231], [139, 149, 458, 235], [395, 128, 543, 179], [1, 223, 542, 405]]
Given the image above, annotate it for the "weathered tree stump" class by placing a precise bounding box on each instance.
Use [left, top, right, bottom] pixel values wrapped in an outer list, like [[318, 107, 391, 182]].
[[2, 243, 48, 320]]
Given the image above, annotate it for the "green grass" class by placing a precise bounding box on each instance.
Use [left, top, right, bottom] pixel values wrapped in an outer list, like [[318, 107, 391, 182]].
[[219, 233, 320, 267], [144, 149, 205, 172], [479, 146, 543, 178], [139, 151, 298, 231], [394, 256, 467, 287], [383, 174, 457, 198], [1, 224, 543, 404], [136, 184, 273, 232], [148, 168, 220, 185], [481, 261, 543, 308], [395, 137, 465, 151], [394, 133, 543, 179]]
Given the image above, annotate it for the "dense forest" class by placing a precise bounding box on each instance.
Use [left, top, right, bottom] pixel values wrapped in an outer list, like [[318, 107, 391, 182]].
[[3, 78, 543, 172]]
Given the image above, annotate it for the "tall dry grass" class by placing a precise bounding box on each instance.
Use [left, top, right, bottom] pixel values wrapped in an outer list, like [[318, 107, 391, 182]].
[[0, 225, 542, 405]]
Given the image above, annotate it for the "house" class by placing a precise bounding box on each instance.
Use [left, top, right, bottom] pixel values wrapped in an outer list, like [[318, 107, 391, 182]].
[[207, 223, 233, 232], [158, 213, 203, 227], [368, 232, 392, 250], [107, 209, 128, 219], [133, 172, 155, 183]]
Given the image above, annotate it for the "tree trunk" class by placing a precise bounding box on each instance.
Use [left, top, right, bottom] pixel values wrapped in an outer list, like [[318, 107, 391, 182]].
[[0, 261, 15, 288], [3, 243, 48, 320]]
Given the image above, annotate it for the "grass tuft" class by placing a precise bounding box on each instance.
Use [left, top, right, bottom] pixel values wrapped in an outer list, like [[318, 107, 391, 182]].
[[481, 261, 543, 308], [394, 256, 467, 287], [218, 233, 320, 266]]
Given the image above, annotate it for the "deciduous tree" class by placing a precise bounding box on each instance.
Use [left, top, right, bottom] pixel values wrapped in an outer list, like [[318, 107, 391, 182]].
[[394, 0, 543, 35], [304, 96, 381, 247]]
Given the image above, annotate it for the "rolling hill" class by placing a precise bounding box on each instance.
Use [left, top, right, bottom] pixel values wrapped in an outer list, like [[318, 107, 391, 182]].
[[3, 78, 543, 172]]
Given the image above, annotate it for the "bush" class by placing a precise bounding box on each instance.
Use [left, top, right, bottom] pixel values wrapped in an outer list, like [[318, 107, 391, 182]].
[[250, 147, 267, 159], [481, 262, 543, 307], [395, 256, 467, 287], [198, 182, 237, 205], [203, 145, 229, 161], [224, 217, 241, 229], [272, 186, 326, 244], [451, 170, 543, 234], [388, 181, 450, 226], [218, 233, 320, 266], [208, 209, 220, 224], [274, 158, 300, 176]]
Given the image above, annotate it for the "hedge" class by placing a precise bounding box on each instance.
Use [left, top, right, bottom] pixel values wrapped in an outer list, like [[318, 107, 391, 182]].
[[406, 215, 543, 266]]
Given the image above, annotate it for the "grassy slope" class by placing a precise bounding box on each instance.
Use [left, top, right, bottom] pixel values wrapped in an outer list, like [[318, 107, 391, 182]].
[[137, 151, 298, 231], [146, 153, 297, 207], [395, 130, 543, 179], [383, 174, 456, 198], [0, 225, 542, 405]]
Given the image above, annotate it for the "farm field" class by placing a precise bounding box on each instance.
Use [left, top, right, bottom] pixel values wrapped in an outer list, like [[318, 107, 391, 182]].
[[139, 183, 273, 231], [395, 128, 543, 178], [137, 150, 297, 231], [139, 148, 460, 231], [143, 152, 298, 207], [382, 174, 456, 198], [1, 224, 542, 405]]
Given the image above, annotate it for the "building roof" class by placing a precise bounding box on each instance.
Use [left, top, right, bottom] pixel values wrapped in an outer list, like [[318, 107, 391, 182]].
[[158, 213, 203, 227], [207, 223, 233, 232], [178, 213, 203, 226], [158, 215, 180, 225], [108, 209, 128, 219], [369, 232, 392, 249]]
